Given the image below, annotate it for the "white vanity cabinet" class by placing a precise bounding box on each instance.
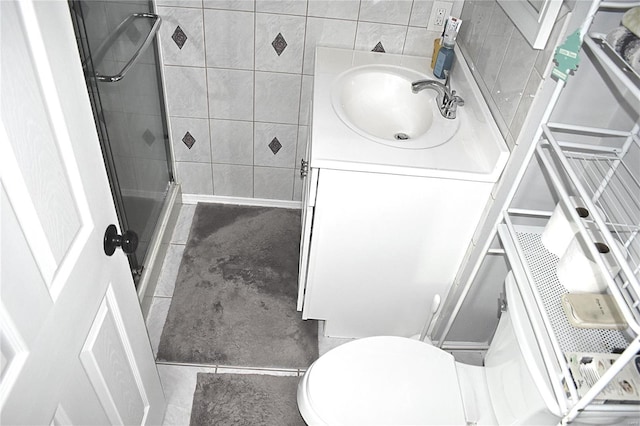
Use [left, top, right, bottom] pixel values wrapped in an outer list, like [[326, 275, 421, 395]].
[[298, 48, 509, 338], [298, 164, 494, 338]]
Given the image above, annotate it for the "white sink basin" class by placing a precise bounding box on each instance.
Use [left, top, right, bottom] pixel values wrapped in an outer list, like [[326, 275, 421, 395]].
[[331, 64, 460, 149]]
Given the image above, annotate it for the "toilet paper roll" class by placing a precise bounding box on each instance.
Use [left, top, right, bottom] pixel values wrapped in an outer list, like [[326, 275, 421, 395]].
[[556, 229, 625, 293], [541, 197, 604, 257]]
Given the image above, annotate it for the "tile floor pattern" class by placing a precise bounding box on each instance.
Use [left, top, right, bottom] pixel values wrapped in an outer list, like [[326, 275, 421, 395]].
[[146, 203, 351, 425]]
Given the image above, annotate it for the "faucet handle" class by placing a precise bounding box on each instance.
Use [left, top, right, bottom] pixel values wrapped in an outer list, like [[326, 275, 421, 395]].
[[450, 90, 464, 107]]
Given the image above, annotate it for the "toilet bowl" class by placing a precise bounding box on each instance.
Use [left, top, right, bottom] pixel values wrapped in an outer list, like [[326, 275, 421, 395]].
[[297, 272, 563, 425], [297, 335, 488, 425]]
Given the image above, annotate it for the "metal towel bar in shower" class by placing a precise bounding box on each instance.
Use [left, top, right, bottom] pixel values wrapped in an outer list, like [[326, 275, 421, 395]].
[[90, 13, 161, 83]]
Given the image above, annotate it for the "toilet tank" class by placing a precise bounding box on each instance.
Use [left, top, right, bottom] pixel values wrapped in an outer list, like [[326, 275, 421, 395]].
[[484, 273, 560, 425]]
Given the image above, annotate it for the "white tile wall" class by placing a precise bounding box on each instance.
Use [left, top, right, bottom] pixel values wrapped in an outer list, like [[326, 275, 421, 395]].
[[210, 119, 254, 164], [157, 0, 463, 200], [163, 65, 208, 118], [254, 71, 302, 124], [255, 13, 306, 73], [204, 9, 255, 69], [212, 163, 254, 196], [175, 161, 214, 194], [206, 68, 254, 120], [359, 0, 413, 25], [254, 166, 294, 199], [170, 117, 211, 162], [157, 6, 206, 66], [457, 0, 569, 147]]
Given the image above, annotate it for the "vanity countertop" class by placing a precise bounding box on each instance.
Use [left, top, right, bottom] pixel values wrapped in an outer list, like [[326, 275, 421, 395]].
[[310, 47, 509, 182]]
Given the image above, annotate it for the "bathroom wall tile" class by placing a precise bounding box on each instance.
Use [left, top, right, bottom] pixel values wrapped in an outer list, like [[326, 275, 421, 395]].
[[302, 17, 357, 75], [475, 32, 511, 93], [254, 166, 294, 200], [102, 111, 132, 157], [254, 122, 298, 168], [163, 65, 208, 118], [487, 1, 512, 36], [137, 158, 173, 196], [458, 0, 493, 67], [204, 9, 254, 69], [255, 13, 305, 73], [207, 68, 254, 120], [126, 112, 167, 160], [359, 0, 413, 25], [203, 0, 255, 11], [119, 62, 164, 115], [155, 244, 186, 297], [409, 0, 433, 27], [293, 168, 304, 201], [113, 155, 139, 194], [156, 0, 203, 8], [474, 1, 514, 92], [212, 163, 254, 197], [210, 119, 254, 165], [254, 71, 302, 124], [509, 68, 542, 141], [255, 0, 307, 16], [354, 22, 407, 54], [175, 161, 214, 194], [491, 28, 538, 129], [296, 125, 309, 166], [307, 0, 360, 20], [158, 6, 205, 67], [403, 27, 441, 58], [299, 76, 313, 125], [170, 117, 211, 162]]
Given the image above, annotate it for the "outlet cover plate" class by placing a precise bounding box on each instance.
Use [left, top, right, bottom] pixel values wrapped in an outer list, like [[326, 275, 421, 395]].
[[427, 1, 453, 32]]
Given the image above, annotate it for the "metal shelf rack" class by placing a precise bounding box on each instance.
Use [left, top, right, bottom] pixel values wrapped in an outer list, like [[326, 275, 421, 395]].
[[434, 1, 640, 423]]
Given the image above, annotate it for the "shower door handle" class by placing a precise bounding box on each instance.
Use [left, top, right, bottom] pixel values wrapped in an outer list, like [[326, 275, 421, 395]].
[[92, 13, 162, 83], [104, 224, 139, 256]]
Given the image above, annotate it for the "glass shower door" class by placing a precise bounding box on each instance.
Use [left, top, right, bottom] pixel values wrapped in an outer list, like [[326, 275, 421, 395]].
[[70, 0, 173, 283]]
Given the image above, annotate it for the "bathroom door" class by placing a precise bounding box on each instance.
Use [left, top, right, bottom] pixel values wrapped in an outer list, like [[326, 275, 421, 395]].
[[0, 1, 164, 424]]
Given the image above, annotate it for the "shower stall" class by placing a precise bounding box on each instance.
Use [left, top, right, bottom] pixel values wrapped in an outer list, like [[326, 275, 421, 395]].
[[69, 0, 180, 313]]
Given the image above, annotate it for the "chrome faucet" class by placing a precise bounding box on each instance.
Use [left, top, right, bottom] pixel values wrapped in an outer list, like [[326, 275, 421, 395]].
[[411, 71, 464, 119]]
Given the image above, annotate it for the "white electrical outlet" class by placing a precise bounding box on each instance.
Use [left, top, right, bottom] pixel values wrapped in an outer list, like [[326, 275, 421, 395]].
[[427, 1, 453, 32]]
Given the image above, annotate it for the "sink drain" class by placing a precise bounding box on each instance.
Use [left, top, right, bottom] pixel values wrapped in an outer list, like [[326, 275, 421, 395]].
[[394, 132, 410, 140]]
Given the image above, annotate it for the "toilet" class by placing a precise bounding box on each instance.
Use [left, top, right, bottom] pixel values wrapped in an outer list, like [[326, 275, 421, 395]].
[[297, 272, 562, 425]]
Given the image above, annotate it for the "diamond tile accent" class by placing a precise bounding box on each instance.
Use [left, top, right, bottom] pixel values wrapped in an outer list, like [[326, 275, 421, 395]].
[[271, 33, 287, 56], [172, 26, 188, 50], [182, 131, 196, 149], [143, 129, 156, 146], [268, 137, 282, 155], [372, 41, 385, 53], [126, 23, 142, 45]]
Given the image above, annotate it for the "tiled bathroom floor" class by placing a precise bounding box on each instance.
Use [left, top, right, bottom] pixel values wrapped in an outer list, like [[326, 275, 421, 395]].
[[146, 203, 352, 425], [146, 203, 484, 424]]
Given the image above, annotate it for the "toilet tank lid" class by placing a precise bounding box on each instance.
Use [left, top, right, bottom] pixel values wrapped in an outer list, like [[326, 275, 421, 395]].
[[306, 336, 467, 425]]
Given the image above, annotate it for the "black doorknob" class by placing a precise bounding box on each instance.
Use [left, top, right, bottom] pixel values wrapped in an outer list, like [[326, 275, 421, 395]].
[[103, 224, 138, 256]]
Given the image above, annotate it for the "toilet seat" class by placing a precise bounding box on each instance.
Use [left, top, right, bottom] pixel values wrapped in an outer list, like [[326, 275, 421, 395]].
[[298, 336, 468, 425]]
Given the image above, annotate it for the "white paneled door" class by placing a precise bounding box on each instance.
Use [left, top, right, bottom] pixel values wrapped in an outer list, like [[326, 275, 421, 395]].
[[0, 1, 165, 424]]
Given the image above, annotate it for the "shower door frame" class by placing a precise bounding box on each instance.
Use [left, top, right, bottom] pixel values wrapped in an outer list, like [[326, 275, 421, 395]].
[[70, 0, 176, 284]]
